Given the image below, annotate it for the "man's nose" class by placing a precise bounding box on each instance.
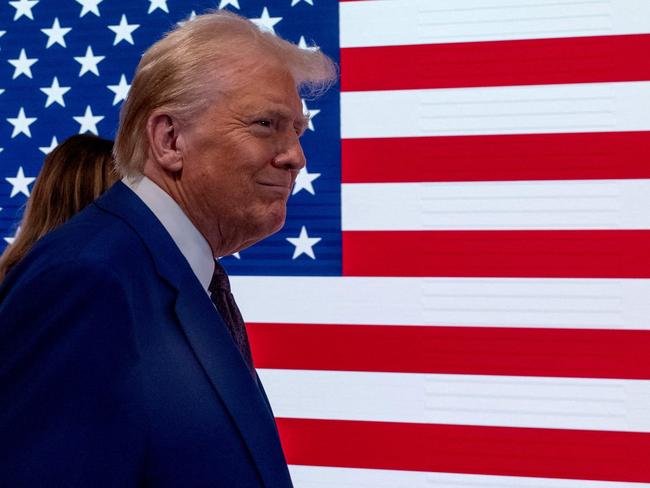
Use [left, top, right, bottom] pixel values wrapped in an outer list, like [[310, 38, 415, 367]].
[[272, 136, 306, 171]]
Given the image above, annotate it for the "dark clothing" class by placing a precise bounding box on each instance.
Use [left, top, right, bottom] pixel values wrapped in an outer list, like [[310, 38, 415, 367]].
[[0, 181, 292, 487]]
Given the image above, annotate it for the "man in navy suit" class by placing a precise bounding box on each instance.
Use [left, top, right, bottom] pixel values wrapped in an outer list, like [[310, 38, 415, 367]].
[[0, 11, 335, 487]]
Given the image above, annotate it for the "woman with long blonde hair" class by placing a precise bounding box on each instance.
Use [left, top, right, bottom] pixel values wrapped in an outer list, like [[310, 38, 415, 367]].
[[0, 134, 117, 281]]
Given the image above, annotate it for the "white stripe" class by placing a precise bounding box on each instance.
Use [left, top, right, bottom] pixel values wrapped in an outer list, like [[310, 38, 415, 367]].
[[231, 276, 650, 329], [341, 0, 650, 48], [341, 81, 650, 139], [342, 180, 650, 231], [262, 369, 650, 433], [289, 465, 650, 488]]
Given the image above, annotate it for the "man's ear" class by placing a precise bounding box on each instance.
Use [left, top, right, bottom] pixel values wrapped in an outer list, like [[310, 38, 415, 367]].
[[146, 113, 183, 173]]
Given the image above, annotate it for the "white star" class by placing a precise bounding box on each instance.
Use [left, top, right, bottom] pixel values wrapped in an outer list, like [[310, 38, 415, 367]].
[[177, 10, 196, 27], [4, 227, 20, 245], [107, 74, 130, 105], [286, 226, 321, 259], [148, 0, 169, 14], [250, 7, 282, 35], [108, 14, 139, 45], [74, 46, 104, 76], [39, 136, 59, 154], [40, 77, 70, 107], [218, 0, 240, 8], [292, 166, 320, 195], [73, 106, 104, 135], [291, 0, 313, 5], [7, 107, 37, 138], [302, 99, 320, 131], [9, 0, 38, 20], [41, 18, 71, 48], [297, 36, 319, 51], [219, 252, 241, 259], [6, 167, 35, 198], [8, 48, 37, 79], [76, 0, 102, 17]]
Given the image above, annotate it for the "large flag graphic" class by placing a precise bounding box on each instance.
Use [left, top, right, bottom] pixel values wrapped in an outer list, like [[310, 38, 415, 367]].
[[1, 1, 650, 486]]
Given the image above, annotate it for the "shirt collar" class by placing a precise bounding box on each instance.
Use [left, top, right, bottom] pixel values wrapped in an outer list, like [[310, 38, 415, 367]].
[[122, 175, 215, 293]]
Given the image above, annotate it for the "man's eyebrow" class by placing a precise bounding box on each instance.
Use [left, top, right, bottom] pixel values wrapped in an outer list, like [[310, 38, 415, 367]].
[[254, 107, 310, 132], [258, 108, 305, 123]]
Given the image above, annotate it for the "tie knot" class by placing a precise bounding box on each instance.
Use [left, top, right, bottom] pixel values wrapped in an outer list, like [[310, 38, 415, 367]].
[[209, 260, 231, 294]]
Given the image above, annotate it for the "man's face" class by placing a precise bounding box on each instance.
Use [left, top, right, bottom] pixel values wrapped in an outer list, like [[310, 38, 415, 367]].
[[176, 62, 308, 256]]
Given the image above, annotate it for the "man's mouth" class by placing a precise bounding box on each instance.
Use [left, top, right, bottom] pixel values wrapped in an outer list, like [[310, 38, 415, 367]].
[[258, 181, 291, 190]]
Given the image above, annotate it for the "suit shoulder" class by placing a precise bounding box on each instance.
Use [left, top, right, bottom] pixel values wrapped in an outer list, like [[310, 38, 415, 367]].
[[0, 204, 158, 308], [36, 204, 148, 265]]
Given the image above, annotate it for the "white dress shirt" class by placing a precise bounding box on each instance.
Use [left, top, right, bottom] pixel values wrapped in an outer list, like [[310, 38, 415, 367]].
[[122, 175, 215, 294]]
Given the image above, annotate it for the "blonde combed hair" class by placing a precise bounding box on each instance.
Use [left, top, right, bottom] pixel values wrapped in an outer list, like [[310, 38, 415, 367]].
[[0, 135, 117, 282], [113, 10, 337, 177]]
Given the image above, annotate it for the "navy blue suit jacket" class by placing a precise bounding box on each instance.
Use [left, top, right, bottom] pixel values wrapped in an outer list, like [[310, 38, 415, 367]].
[[0, 182, 293, 487]]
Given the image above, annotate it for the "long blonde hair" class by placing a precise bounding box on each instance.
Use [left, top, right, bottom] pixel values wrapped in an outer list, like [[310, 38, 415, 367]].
[[0, 134, 117, 281]]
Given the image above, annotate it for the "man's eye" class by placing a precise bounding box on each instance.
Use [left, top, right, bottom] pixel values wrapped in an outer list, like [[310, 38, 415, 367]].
[[256, 120, 272, 127]]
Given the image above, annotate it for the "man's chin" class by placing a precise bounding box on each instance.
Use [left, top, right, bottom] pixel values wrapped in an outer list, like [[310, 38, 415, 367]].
[[265, 210, 287, 236], [237, 209, 286, 250]]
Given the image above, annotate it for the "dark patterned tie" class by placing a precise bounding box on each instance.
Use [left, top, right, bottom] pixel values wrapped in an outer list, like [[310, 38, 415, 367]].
[[209, 260, 255, 374]]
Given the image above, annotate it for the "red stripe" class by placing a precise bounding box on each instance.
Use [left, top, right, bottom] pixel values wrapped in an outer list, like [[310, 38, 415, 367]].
[[277, 418, 650, 482], [342, 131, 650, 183], [249, 323, 650, 379], [342, 230, 650, 278], [341, 34, 650, 91]]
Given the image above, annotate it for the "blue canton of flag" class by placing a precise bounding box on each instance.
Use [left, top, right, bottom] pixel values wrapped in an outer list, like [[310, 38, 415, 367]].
[[0, 0, 341, 276]]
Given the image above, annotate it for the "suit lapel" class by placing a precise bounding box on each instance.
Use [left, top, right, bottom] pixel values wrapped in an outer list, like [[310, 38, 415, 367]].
[[173, 287, 292, 487], [94, 182, 292, 487]]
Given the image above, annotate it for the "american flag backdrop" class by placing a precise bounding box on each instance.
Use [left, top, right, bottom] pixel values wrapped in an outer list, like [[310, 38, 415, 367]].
[[1, 0, 650, 486]]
